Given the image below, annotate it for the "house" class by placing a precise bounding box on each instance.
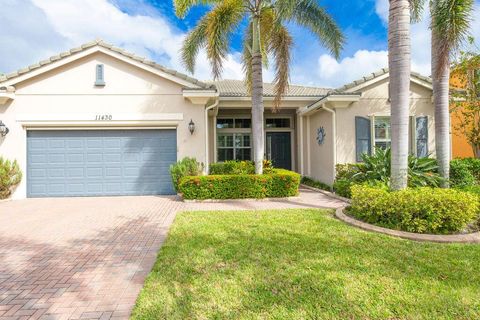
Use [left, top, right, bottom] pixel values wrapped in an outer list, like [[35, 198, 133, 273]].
[[450, 58, 479, 158], [0, 40, 435, 199]]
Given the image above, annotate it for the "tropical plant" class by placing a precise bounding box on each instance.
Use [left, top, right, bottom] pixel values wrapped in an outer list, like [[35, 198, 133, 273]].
[[352, 148, 444, 187], [430, 0, 475, 186], [169, 157, 204, 192], [0, 157, 22, 199], [174, 0, 344, 174]]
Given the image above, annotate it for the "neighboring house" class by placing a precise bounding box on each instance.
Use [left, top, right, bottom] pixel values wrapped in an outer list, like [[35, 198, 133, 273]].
[[0, 40, 435, 199], [450, 60, 479, 158]]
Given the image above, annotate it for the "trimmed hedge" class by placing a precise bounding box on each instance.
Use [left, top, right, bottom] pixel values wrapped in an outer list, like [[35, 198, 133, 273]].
[[169, 157, 203, 192], [349, 185, 480, 234], [179, 169, 300, 200], [0, 157, 22, 199], [209, 160, 273, 175]]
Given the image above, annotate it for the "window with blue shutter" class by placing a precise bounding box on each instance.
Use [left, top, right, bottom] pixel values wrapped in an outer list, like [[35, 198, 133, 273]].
[[355, 116, 371, 162], [95, 64, 105, 86], [416, 116, 428, 158]]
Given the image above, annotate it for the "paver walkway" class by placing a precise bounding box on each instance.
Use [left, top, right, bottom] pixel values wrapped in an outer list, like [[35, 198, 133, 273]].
[[0, 188, 345, 320]]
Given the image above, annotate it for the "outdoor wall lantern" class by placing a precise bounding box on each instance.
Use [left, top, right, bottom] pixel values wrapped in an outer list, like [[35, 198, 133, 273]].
[[0, 121, 9, 137], [188, 119, 195, 135]]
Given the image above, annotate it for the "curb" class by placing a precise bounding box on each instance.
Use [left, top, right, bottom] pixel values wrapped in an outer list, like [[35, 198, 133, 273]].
[[335, 207, 480, 244], [300, 184, 351, 203]]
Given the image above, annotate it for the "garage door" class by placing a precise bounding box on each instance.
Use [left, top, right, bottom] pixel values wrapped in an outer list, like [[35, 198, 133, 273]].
[[27, 130, 177, 197]]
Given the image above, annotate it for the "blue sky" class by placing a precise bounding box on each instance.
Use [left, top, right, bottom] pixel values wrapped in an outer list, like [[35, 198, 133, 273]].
[[1, 0, 479, 87]]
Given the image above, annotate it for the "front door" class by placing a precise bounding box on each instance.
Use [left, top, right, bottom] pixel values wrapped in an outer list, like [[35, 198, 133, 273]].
[[266, 132, 292, 170]]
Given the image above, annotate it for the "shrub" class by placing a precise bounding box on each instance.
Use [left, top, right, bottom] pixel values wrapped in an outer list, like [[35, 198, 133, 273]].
[[209, 160, 273, 175], [301, 176, 332, 191], [335, 163, 360, 180], [178, 169, 300, 200], [333, 179, 353, 198], [450, 158, 480, 187], [170, 157, 203, 192], [349, 185, 480, 234], [0, 157, 22, 199]]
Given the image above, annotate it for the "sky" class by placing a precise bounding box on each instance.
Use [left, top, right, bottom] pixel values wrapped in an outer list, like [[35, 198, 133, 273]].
[[0, 0, 479, 88]]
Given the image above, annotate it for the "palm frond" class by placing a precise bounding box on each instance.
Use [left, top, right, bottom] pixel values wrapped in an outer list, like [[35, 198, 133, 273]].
[[275, 0, 344, 59], [174, 0, 221, 18], [410, 0, 427, 23], [270, 24, 292, 110], [204, 0, 245, 79], [242, 22, 253, 95], [431, 0, 475, 73], [181, 19, 208, 73]]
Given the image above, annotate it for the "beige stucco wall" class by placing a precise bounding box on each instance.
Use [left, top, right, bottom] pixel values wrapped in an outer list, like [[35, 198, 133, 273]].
[[335, 79, 435, 164], [0, 52, 206, 199], [307, 110, 335, 185]]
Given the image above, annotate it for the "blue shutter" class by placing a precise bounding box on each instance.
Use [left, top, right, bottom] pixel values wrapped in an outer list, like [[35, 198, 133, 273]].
[[416, 116, 428, 158], [95, 64, 105, 86], [355, 116, 371, 162]]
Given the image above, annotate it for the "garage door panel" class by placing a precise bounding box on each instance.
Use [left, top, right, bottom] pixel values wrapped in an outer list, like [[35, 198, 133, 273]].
[[27, 130, 177, 197]]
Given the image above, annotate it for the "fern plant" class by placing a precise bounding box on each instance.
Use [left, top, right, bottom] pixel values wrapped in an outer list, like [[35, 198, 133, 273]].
[[0, 157, 22, 199]]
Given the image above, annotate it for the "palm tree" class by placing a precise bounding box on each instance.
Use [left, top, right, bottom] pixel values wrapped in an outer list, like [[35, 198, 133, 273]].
[[430, 0, 474, 187], [388, 0, 425, 190], [174, 0, 344, 174]]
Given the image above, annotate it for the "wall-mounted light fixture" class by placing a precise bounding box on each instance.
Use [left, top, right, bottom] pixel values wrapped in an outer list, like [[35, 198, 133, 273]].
[[0, 121, 9, 137], [188, 119, 195, 135]]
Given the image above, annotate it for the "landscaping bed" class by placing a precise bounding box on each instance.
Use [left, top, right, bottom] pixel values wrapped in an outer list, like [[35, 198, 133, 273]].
[[132, 209, 480, 320]]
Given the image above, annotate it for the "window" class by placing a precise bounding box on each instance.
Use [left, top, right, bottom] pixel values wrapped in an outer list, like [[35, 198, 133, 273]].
[[217, 133, 251, 161], [216, 117, 252, 161], [373, 117, 391, 150], [95, 64, 105, 86], [266, 118, 291, 128]]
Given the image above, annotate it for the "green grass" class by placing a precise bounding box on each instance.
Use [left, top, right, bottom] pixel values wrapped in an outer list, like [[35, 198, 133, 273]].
[[131, 209, 480, 320]]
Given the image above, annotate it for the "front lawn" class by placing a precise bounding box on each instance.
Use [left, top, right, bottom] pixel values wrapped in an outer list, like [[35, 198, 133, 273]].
[[132, 209, 480, 320]]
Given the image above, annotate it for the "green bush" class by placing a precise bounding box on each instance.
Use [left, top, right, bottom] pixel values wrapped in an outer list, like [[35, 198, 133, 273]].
[[169, 157, 203, 192], [178, 169, 300, 200], [333, 179, 353, 198], [301, 176, 332, 191], [349, 185, 480, 234], [450, 158, 480, 187], [0, 157, 22, 199], [209, 160, 273, 175], [335, 163, 360, 180]]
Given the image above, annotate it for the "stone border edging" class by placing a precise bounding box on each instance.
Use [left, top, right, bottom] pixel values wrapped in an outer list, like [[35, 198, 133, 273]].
[[0, 198, 12, 204], [300, 184, 351, 203], [181, 195, 301, 203], [335, 207, 480, 244]]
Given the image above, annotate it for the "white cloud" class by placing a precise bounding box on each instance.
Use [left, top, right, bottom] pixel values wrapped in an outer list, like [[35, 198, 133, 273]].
[[375, 0, 389, 24], [0, 0, 247, 81], [316, 50, 388, 87]]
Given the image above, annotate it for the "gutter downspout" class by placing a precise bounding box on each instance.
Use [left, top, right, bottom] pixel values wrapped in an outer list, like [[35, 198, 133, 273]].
[[322, 105, 337, 184], [204, 98, 219, 174]]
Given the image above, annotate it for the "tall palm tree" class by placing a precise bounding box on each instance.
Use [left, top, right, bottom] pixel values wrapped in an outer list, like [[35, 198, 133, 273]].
[[174, 0, 344, 174], [388, 0, 425, 190], [430, 0, 474, 187]]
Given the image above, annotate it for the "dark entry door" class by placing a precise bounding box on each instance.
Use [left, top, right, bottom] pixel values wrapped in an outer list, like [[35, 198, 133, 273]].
[[266, 132, 292, 170]]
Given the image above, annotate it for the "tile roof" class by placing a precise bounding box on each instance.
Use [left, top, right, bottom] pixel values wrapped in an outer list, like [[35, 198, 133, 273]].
[[209, 79, 331, 97], [0, 39, 214, 89], [336, 68, 432, 92]]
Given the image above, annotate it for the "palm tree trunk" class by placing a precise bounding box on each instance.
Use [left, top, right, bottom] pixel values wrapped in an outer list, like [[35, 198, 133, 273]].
[[389, 0, 411, 190], [251, 16, 264, 174], [432, 30, 451, 187]]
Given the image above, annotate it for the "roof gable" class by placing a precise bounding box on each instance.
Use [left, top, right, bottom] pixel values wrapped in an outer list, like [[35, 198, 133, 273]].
[[337, 68, 432, 93], [0, 40, 213, 90]]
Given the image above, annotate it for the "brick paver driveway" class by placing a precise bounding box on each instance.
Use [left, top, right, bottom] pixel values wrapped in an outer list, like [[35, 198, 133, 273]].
[[0, 188, 345, 320]]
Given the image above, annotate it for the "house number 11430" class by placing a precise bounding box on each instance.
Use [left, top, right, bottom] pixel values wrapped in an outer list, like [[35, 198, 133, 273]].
[[95, 115, 113, 121]]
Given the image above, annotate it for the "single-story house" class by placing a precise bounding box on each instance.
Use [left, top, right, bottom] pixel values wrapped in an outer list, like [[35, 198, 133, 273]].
[[0, 40, 435, 199]]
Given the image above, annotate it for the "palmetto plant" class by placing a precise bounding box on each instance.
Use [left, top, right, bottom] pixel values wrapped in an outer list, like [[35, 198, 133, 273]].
[[353, 148, 444, 188], [174, 0, 344, 174], [430, 0, 475, 187]]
